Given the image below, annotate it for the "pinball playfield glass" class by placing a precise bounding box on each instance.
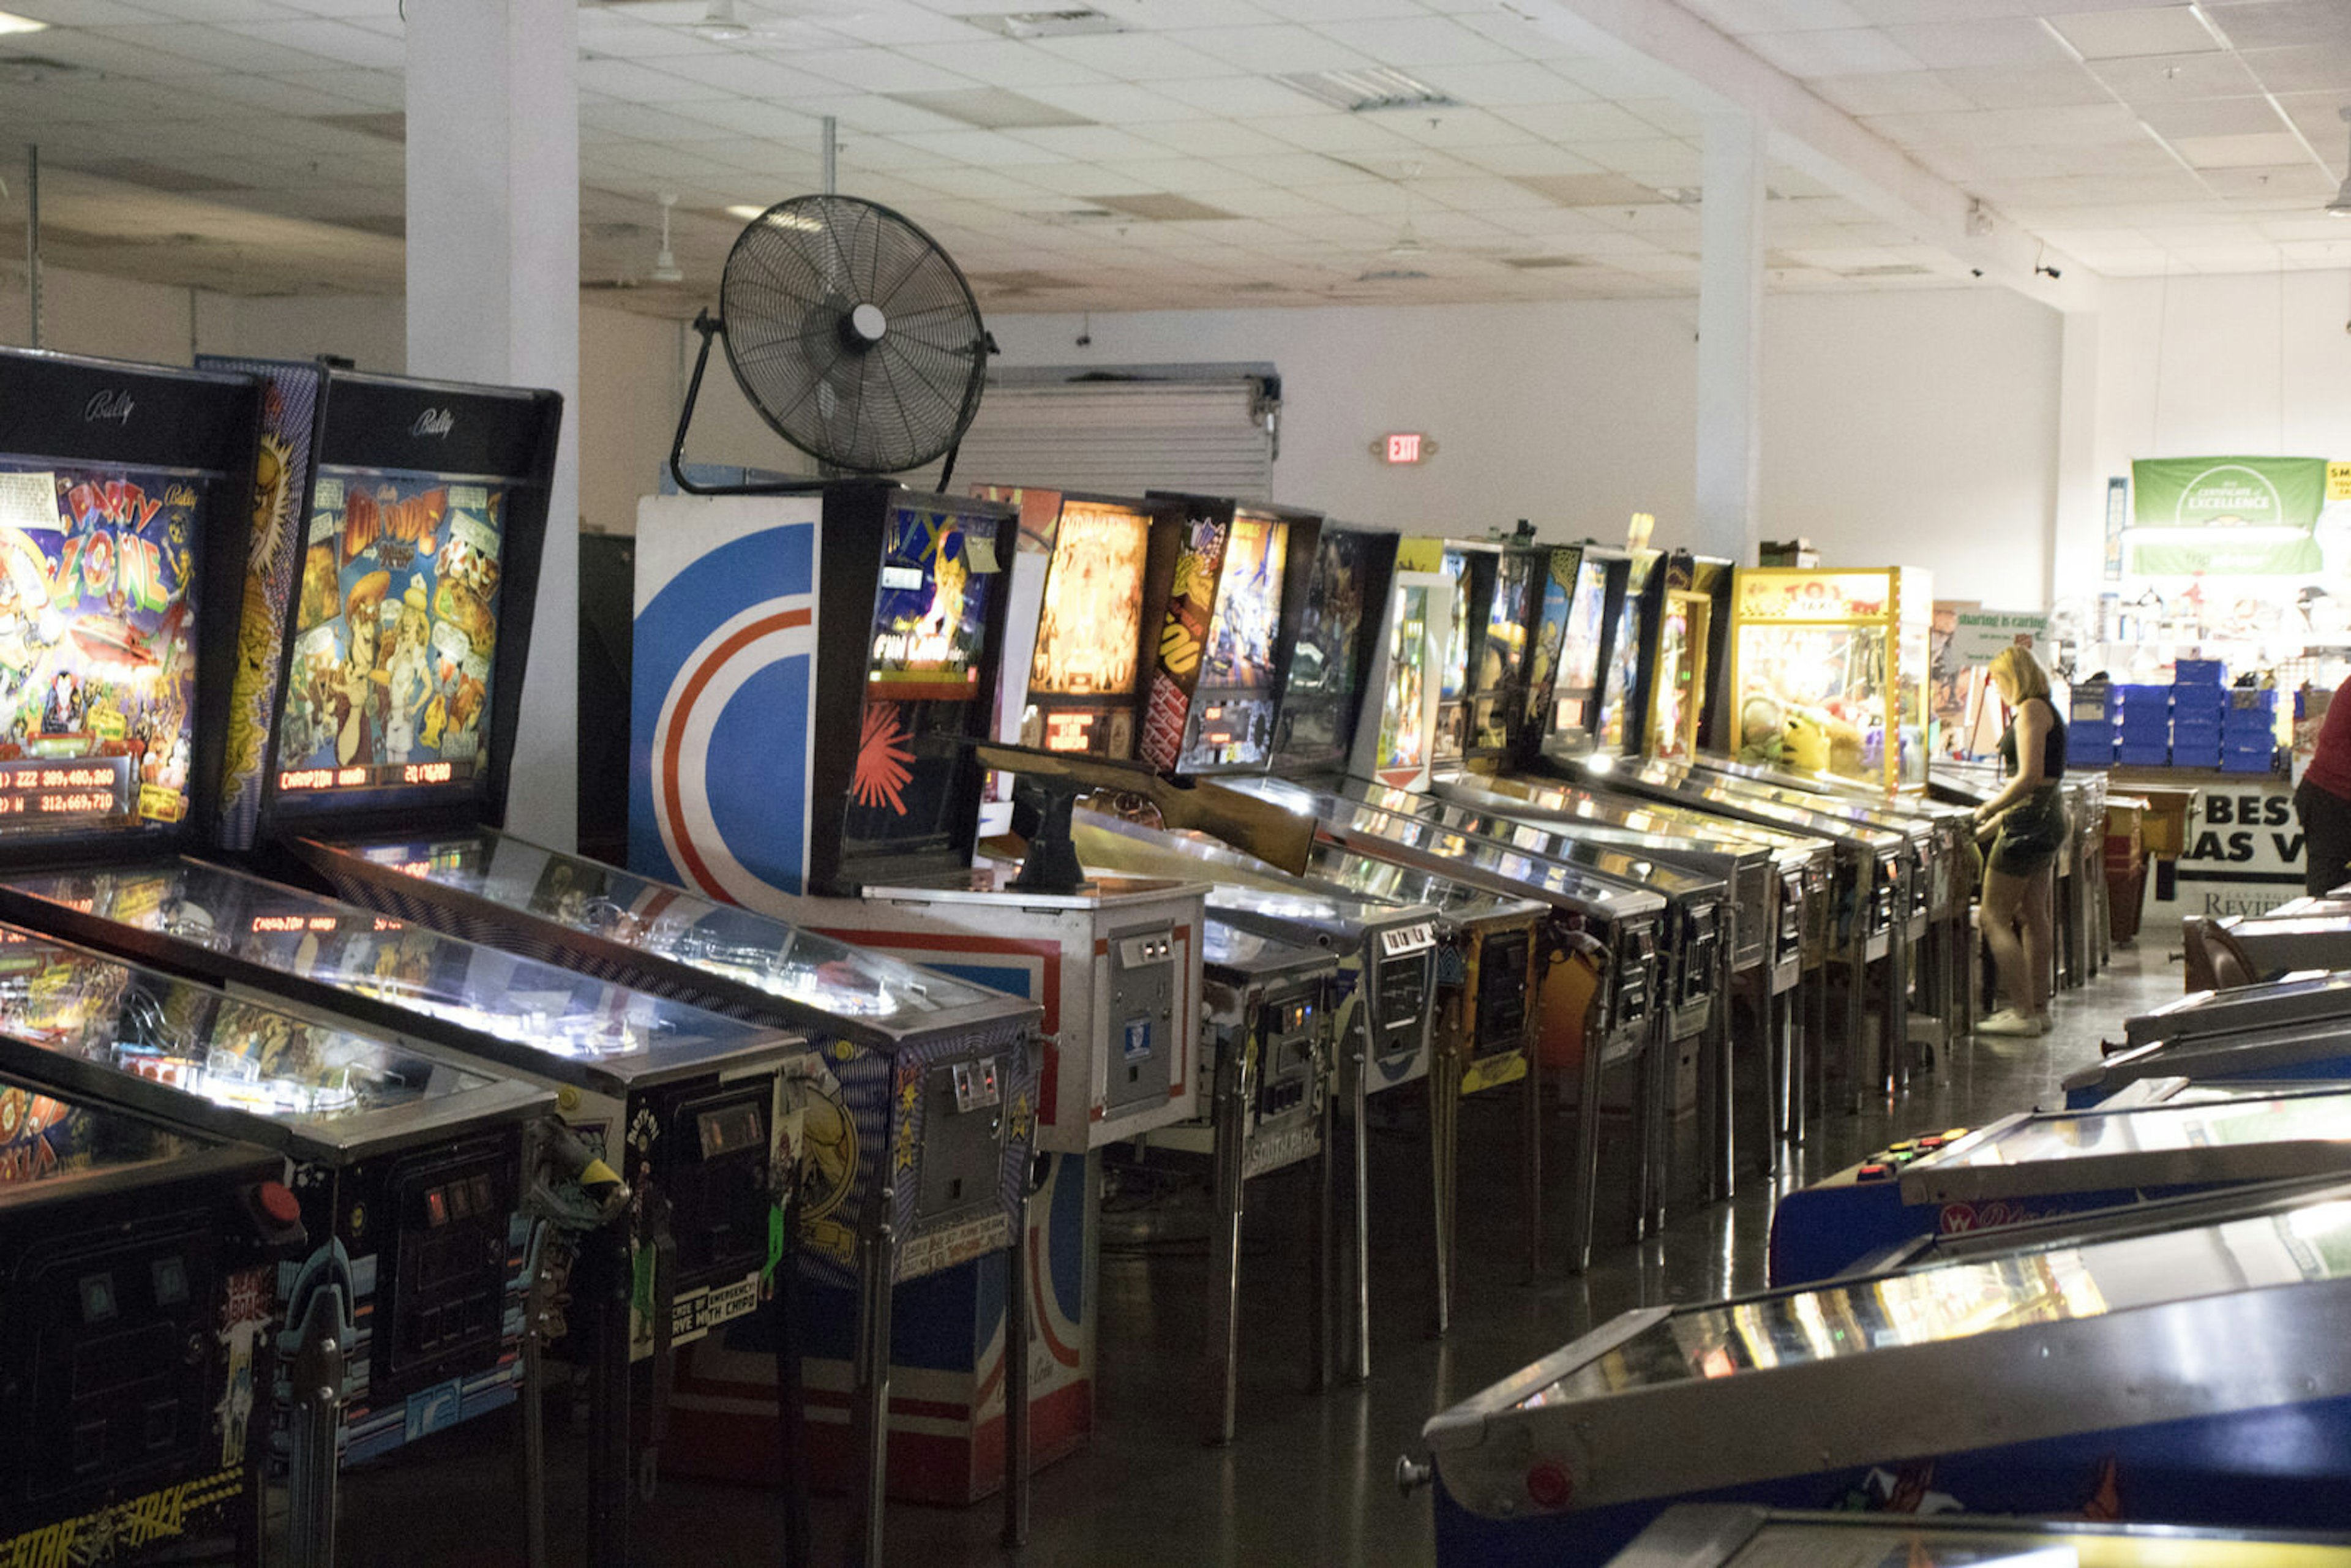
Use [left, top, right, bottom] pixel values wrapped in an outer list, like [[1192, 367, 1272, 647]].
[[1727, 566, 1933, 793]]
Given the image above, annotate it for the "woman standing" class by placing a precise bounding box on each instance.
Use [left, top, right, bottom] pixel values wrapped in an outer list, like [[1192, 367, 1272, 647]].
[[1973, 645, 2069, 1037]]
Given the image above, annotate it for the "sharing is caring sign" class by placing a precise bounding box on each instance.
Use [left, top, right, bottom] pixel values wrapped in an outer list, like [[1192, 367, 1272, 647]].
[[2128, 456, 2327, 577]]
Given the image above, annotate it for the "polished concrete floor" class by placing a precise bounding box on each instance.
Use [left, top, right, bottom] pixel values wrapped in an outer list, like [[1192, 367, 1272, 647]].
[[335, 944, 2180, 1566]]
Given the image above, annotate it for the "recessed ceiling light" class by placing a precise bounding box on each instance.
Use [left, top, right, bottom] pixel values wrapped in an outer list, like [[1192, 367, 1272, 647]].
[[1279, 67, 1456, 114], [960, 9, 1127, 39], [0, 10, 50, 34]]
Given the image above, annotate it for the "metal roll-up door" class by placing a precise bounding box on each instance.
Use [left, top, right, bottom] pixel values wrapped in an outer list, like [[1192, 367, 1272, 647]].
[[946, 374, 1277, 500]]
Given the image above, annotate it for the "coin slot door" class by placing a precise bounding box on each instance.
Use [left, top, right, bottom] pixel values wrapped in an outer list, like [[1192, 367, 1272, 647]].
[[1104, 924, 1177, 1112], [383, 1136, 517, 1395], [661, 1085, 773, 1288], [917, 1054, 1007, 1222]]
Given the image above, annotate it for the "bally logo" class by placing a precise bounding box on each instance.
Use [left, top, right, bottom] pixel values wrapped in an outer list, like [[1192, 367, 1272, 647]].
[[83, 391, 135, 425], [410, 407, 455, 438]]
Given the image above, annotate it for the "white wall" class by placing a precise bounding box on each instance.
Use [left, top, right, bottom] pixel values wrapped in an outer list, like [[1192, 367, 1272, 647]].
[[986, 285, 2064, 605], [2045, 268, 2351, 606]]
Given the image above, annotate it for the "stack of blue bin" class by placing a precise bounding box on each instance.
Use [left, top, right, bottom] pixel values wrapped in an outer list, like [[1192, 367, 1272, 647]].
[[2115, 684, 2172, 767], [2170, 664, 2225, 770], [2222, 687, 2278, 773], [2070, 680, 2113, 763]]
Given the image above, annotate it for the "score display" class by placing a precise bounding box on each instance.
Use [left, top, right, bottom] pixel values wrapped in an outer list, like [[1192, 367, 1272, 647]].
[[0, 757, 137, 827]]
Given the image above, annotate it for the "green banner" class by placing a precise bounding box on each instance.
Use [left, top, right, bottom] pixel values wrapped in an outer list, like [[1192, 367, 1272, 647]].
[[2129, 456, 2327, 576]]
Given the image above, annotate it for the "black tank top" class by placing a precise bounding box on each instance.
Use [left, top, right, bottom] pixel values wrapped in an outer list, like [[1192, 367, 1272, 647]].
[[1999, 698, 2066, 781]]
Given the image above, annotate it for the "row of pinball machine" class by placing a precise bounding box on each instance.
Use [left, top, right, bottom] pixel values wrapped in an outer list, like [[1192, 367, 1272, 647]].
[[1, 340, 2344, 1568]]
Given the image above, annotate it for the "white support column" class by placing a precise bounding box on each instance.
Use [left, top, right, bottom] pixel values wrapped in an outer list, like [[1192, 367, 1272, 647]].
[[406, 0, 580, 849], [1695, 110, 1764, 565]]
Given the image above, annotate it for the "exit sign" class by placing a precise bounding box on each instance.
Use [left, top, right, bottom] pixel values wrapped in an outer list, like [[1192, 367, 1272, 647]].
[[1372, 432, 1438, 464]]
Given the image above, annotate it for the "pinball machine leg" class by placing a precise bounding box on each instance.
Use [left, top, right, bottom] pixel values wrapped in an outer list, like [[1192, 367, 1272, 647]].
[[1714, 952, 1738, 1200], [1349, 1035, 1372, 1386], [1882, 935, 1907, 1098], [283, 1283, 348, 1568], [589, 1237, 634, 1568], [1310, 1066, 1335, 1394], [1522, 1040, 1542, 1286], [1568, 1015, 1603, 1273], [1211, 1044, 1246, 1444], [1841, 948, 1866, 1116], [774, 1200, 814, 1568], [1000, 1182, 1030, 1548], [846, 1189, 896, 1568], [1429, 1053, 1455, 1340]]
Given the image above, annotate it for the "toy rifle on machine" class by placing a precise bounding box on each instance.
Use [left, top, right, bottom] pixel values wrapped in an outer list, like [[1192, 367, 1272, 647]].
[[966, 740, 1316, 893]]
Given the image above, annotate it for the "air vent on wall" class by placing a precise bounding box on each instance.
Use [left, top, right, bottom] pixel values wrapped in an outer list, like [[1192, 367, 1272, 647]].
[[1279, 67, 1458, 114], [961, 9, 1128, 38]]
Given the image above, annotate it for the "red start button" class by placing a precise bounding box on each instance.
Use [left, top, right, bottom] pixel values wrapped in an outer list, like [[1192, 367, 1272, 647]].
[[1525, 1461, 1574, 1510], [1856, 1163, 1893, 1182], [257, 1181, 302, 1228]]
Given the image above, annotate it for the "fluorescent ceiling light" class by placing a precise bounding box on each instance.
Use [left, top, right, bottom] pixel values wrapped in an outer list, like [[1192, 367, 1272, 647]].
[[0, 9, 51, 32], [1278, 67, 1456, 114], [727, 204, 823, 232]]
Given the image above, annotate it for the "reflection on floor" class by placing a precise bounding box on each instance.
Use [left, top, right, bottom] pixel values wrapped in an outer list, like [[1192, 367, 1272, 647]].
[[333, 947, 2179, 1567]]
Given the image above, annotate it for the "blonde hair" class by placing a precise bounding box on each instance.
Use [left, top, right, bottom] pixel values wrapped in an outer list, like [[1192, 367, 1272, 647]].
[[1987, 644, 2050, 703]]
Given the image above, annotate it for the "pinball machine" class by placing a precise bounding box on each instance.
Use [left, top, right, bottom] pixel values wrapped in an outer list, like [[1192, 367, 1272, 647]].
[[1602, 1504, 2351, 1566], [0, 1073, 289, 1568], [2061, 1012, 2351, 1109], [1619, 552, 1731, 764], [195, 369, 1048, 1550], [0, 350, 808, 1568], [991, 493, 1472, 1381], [1411, 1176, 2351, 1564], [628, 479, 1200, 1539], [1767, 1083, 2351, 1286], [0, 923, 553, 1565]]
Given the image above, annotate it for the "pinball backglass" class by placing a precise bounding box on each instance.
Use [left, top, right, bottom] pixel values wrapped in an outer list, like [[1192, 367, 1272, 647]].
[[1022, 497, 1158, 757]]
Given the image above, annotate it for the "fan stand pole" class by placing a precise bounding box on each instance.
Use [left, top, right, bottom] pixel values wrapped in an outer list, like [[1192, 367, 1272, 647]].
[[934, 441, 961, 495], [667, 312, 724, 497]]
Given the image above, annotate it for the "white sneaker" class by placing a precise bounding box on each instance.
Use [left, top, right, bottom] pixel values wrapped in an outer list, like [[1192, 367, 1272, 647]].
[[1978, 1008, 2047, 1038]]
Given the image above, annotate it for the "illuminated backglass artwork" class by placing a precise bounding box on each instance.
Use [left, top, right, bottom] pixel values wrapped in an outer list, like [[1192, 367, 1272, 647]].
[[272, 468, 508, 809], [0, 462, 203, 836], [1201, 516, 1286, 691], [1026, 501, 1149, 755]]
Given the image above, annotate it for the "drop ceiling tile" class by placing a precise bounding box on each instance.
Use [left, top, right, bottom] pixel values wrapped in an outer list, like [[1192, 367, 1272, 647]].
[[2169, 131, 2315, 169], [1881, 18, 2072, 66], [1095, 155, 1265, 191], [1234, 151, 1379, 185], [1740, 27, 1927, 77], [1387, 110, 1537, 149], [1450, 8, 1587, 59], [819, 4, 994, 47], [573, 15, 731, 59], [788, 46, 985, 92], [1253, 113, 1421, 154], [576, 57, 733, 102], [1, 0, 174, 21], [1310, 15, 1517, 66], [1417, 174, 1562, 211], [1450, 142, 1607, 177], [2200, 163, 2334, 197], [1126, 118, 1293, 157], [896, 163, 1057, 200], [1806, 70, 1976, 114], [195, 71, 355, 114], [125, 0, 294, 17], [2203, 0, 2351, 50], [660, 97, 822, 139], [1003, 124, 1171, 160], [1584, 138, 1703, 180], [770, 92, 966, 133], [1678, 0, 1869, 33], [219, 17, 403, 66], [1401, 59, 1594, 105], [896, 38, 1109, 87], [1547, 53, 1692, 97], [1493, 100, 1670, 141], [1198, 186, 1343, 219], [892, 126, 1070, 164], [580, 102, 742, 141], [2088, 48, 2261, 102], [2238, 43, 2351, 94], [2271, 91, 2351, 146], [1030, 31, 1232, 81], [267, 65, 405, 107], [1002, 161, 1157, 197], [642, 51, 838, 96], [1932, 62, 2109, 108], [1842, 0, 2029, 21], [2045, 6, 2222, 59], [1147, 75, 1328, 116], [92, 21, 325, 70]]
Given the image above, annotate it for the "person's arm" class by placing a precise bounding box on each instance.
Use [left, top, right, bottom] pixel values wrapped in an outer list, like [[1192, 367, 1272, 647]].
[[1974, 699, 2051, 823]]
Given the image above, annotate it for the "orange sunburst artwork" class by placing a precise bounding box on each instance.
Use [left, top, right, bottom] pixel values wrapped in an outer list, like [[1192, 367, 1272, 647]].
[[853, 702, 915, 814]]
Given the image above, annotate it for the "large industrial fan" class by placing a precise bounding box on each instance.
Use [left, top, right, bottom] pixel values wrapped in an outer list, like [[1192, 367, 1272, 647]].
[[667, 193, 991, 489]]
